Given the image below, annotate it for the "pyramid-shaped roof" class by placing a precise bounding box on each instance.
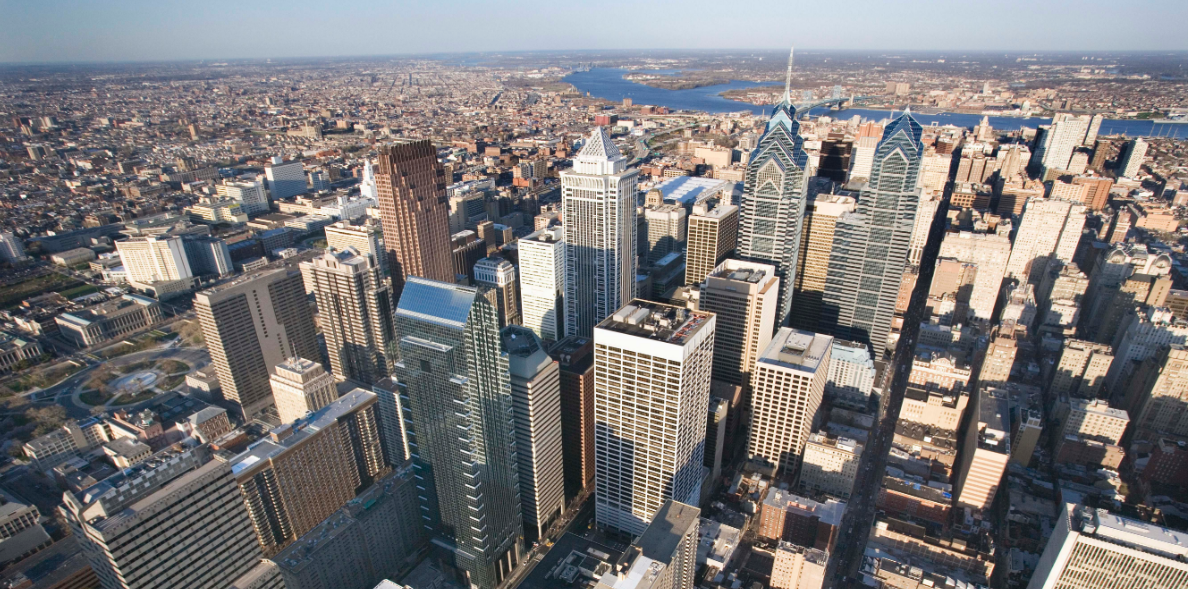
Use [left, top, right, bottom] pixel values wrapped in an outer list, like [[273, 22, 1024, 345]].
[[578, 126, 621, 161]]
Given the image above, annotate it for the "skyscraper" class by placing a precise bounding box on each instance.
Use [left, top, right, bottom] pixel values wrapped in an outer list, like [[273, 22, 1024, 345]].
[[791, 193, 855, 333], [392, 277, 523, 589], [374, 140, 454, 295], [195, 268, 320, 420], [1027, 503, 1188, 589], [265, 156, 307, 200], [821, 110, 924, 354], [270, 357, 338, 425], [684, 200, 738, 287], [229, 389, 388, 555], [563, 127, 638, 337], [518, 226, 566, 343], [301, 248, 395, 385], [502, 326, 566, 543], [1004, 198, 1086, 285], [699, 259, 779, 387], [737, 51, 812, 326], [474, 256, 521, 328], [62, 442, 264, 589], [550, 336, 596, 498], [359, 159, 378, 200], [747, 328, 833, 478], [594, 300, 714, 537]]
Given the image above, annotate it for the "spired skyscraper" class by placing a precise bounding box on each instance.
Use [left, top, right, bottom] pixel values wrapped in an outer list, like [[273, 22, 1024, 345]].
[[391, 277, 524, 589], [562, 127, 638, 338], [736, 48, 813, 327], [821, 110, 925, 354]]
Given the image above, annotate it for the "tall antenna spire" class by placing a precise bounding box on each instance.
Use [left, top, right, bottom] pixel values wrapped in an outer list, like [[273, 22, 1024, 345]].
[[782, 47, 794, 103]]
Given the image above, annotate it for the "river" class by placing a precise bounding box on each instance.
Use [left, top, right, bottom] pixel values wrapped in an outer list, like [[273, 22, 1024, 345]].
[[563, 68, 1188, 139]]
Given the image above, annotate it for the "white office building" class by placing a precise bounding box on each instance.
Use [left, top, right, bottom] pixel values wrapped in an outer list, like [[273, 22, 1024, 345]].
[[218, 179, 270, 215], [519, 226, 566, 342], [265, 156, 307, 200], [115, 235, 193, 284], [563, 127, 638, 338], [594, 301, 715, 537], [748, 329, 833, 477]]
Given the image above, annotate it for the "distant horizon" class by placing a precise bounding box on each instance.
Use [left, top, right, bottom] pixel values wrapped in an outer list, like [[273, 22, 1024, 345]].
[[3, 0, 1186, 65], [3, 47, 1188, 68]]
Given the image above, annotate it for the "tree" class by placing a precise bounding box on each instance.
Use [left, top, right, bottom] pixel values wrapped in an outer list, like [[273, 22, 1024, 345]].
[[25, 405, 66, 437]]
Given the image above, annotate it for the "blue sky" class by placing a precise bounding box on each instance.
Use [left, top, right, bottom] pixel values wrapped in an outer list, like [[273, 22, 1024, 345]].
[[2, 0, 1186, 63]]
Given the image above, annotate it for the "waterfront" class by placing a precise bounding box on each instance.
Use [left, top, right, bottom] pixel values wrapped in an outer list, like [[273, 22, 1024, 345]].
[[564, 68, 1188, 138]]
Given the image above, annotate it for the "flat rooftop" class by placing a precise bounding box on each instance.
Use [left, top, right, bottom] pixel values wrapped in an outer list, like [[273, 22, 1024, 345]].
[[1087, 507, 1188, 560], [977, 389, 1011, 455], [757, 328, 832, 374], [636, 500, 700, 561], [654, 176, 733, 206], [596, 300, 713, 346]]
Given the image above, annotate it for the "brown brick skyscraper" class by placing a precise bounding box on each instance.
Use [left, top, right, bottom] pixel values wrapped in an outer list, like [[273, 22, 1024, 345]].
[[374, 140, 453, 296]]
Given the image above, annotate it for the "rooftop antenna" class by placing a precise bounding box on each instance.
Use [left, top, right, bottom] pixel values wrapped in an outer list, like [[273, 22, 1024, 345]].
[[782, 47, 794, 104]]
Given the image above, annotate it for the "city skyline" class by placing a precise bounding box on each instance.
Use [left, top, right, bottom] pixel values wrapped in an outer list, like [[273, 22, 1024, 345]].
[[4, 0, 1188, 64]]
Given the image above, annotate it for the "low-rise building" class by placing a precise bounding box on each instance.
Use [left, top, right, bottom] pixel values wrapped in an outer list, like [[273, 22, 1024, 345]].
[[55, 294, 162, 348]]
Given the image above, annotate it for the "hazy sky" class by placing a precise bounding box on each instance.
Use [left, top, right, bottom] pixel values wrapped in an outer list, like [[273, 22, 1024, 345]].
[[2, 0, 1186, 64]]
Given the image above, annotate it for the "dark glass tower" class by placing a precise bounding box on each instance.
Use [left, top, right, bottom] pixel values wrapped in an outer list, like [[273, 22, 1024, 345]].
[[821, 110, 924, 355], [736, 49, 811, 326], [392, 277, 524, 589]]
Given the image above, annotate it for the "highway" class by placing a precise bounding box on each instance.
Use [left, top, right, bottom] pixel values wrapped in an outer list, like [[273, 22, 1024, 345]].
[[822, 189, 951, 588]]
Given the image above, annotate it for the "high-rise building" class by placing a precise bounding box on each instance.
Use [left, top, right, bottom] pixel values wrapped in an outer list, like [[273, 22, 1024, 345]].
[[359, 159, 378, 200], [1071, 175, 1113, 211], [474, 256, 521, 328], [594, 500, 700, 589], [1034, 114, 1092, 175], [791, 193, 855, 333], [182, 235, 234, 277], [1061, 398, 1129, 445], [594, 300, 715, 537], [954, 388, 1010, 512], [270, 357, 338, 425], [272, 468, 425, 589], [699, 259, 779, 387], [1120, 137, 1149, 178], [822, 111, 924, 354], [1083, 113, 1104, 146], [550, 336, 596, 498], [1107, 307, 1188, 392], [825, 339, 876, 407], [684, 200, 738, 287], [936, 230, 1012, 322], [450, 230, 486, 282], [907, 194, 940, 267], [1050, 339, 1113, 398], [704, 397, 728, 487], [1027, 503, 1188, 589], [849, 136, 878, 181], [979, 322, 1020, 389], [799, 432, 862, 500], [563, 127, 638, 338], [229, 389, 388, 555], [502, 326, 566, 543], [644, 204, 688, 264], [1122, 344, 1188, 438], [265, 156, 307, 201], [748, 329, 833, 478], [519, 226, 566, 343], [301, 248, 395, 385], [219, 179, 270, 215], [325, 220, 387, 275], [736, 69, 812, 327], [115, 235, 193, 284], [1004, 198, 1086, 285], [62, 442, 264, 589], [195, 268, 320, 420], [392, 277, 523, 589], [374, 140, 453, 295]]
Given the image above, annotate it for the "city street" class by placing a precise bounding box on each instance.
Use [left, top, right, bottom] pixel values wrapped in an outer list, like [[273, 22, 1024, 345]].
[[823, 189, 951, 588]]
